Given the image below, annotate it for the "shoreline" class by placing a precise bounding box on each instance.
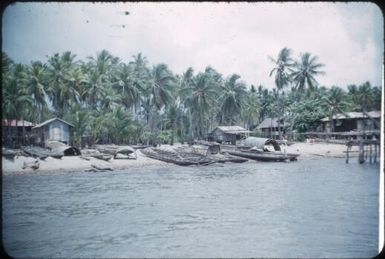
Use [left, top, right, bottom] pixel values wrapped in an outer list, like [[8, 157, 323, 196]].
[[1, 142, 366, 176]]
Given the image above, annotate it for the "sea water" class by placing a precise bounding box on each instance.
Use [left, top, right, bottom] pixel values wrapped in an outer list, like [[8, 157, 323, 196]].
[[2, 158, 380, 258]]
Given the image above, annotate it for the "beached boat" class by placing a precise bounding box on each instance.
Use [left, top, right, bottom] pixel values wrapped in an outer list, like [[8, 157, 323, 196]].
[[22, 146, 63, 159], [227, 149, 299, 162], [141, 148, 214, 166], [231, 137, 299, 162]]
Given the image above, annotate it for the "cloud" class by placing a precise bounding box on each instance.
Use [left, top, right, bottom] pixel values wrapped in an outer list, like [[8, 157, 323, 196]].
[[2, 2, 383, 89]]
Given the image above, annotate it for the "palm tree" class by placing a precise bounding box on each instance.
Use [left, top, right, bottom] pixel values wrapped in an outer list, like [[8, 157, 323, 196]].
[[46, 52, 79, 117], [144, 64, 175, 143], [220, 74, 247, 125], [321, 86, 349, 132], [2, 64, 32, 146], [26, 61, 48, 123], [357, 81, 373, 112], [180, 72, 218, 140], [241, 85, 260, 130], [112, 63, 142, 110], [291, 52, 325, 93], [269, 47, 294, 90], [269, 48, 294, 139]]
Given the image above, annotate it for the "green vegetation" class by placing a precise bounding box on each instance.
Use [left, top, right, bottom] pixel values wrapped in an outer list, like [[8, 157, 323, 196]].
[[2, 48, 382, 145]]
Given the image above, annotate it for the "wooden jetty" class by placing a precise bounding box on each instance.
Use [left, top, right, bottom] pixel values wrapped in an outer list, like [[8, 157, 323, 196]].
[[345, 137, 380, 164]]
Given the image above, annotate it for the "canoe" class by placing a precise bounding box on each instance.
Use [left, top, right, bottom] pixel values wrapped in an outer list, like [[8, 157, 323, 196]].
[[227, 150, 299, 162], [141, 148, 214, 166], [22, 146, 63, 159]]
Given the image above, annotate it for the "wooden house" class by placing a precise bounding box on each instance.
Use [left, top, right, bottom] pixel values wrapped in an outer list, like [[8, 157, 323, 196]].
[[210, 126, 251, 145], [320, 111, 381, 133], [255, 117, 287, 139], [32, 118, 74, 146], [2, 119, 35, 147]]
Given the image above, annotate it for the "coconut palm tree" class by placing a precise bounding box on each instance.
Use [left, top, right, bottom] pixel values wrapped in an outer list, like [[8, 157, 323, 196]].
[[241, 85, 260, 130], [26, 61, 48, 123], [291, 52, 325, 93], [220, 74, 247, 125], [46, 52, 79, 117], [142, 64, 175, 143], [321, 86, 349, 132], [112, 63, 142, 110], [269, 47, 294, 90], [2, 64, 32, 146], [357, 81, 374, 112], [180, 72, 218, 140]]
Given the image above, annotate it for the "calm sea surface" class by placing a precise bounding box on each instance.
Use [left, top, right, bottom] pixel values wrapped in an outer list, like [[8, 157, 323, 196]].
[[2, 158, 380, 258]]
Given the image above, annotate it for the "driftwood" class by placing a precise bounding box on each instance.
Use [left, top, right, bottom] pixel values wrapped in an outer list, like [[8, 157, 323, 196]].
[[114, 146, 137, 159], [91, 163, 113, 171], [2, 148, 20, 160], [81, 149, 112, 161], [22, 160, 40, 170]]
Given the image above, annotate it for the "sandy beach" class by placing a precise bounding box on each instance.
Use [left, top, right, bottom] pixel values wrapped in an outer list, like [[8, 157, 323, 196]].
[[1, 142, 363, 175]]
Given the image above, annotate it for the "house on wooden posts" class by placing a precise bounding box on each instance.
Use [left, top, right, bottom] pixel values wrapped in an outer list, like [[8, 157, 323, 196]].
[[320, 111, 381, 133], [2, 119, 35, 147], [210, 126, 252, 145], [32, 118, 74, 146], [255, 117, 288, 139]]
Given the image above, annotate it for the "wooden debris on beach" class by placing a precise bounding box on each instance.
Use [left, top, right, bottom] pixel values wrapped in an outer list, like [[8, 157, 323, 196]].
[[22, 160, 40, 170], [2, 148, 21, 160], [81, 149, 112, 161], [114, 146, 137, 159], [91, 163, 113, 171], [94, 145, 137, 159]]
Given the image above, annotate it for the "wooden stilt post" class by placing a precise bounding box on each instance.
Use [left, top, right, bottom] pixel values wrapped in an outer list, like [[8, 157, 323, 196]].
[[346, 144, 349, 164], [369, 140, 373, 164], [358, 136, 365, 164], [374, 142, 378, 163]]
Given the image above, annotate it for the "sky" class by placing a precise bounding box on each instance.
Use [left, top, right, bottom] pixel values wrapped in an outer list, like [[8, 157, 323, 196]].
[[2, 2, 384, 89]]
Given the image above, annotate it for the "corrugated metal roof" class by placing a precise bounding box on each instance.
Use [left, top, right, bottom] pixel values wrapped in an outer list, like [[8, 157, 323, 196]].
[[213, 126, 251, 134], [320, 111, 382, 122], [32, 117, 74, 129], [2, 119, 35, 127], [256, 117, 285, 129]]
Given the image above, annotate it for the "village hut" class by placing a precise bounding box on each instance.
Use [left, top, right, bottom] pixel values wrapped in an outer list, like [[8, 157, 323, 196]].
[[240, 137, 281, 151], [32, 118, 74, 146], [320, 111, 381, 133], [210, 126, 252, 145], [255, 117, 287, 139], [2, 119, 35, 147]]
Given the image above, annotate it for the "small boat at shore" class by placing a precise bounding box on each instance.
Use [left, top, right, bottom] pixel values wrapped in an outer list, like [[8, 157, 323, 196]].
[[141, 148, 214, 166], [22, 146, 63, 159], [227, 149, 299, 162], [230, 137, 300, 162]]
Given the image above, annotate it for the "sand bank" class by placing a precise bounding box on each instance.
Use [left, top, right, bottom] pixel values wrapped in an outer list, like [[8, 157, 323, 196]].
[[2, 142, 362, 175]]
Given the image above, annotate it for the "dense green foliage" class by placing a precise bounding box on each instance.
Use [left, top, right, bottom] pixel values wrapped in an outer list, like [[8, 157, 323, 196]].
[[2, 49, 382, 145]]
